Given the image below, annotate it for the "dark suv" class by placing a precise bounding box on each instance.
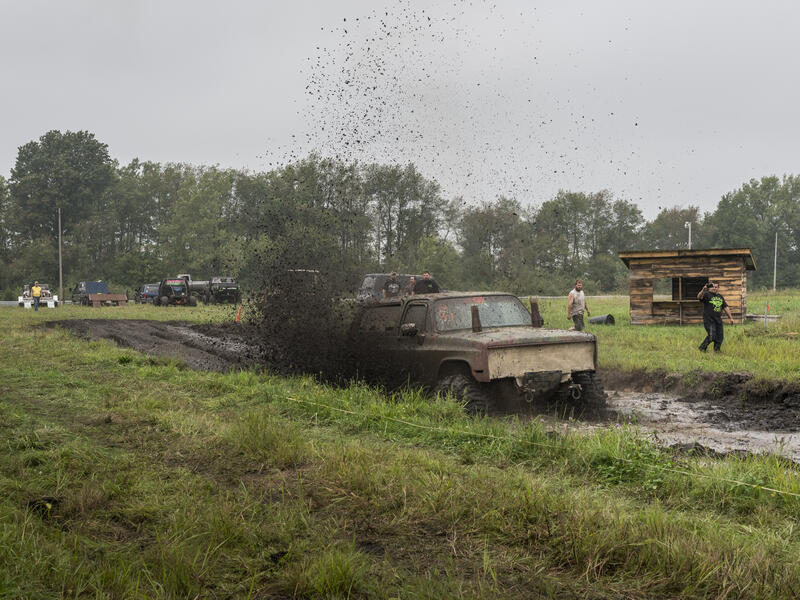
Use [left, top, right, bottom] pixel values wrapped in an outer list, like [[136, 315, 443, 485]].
[[349, 291, 603, 411]]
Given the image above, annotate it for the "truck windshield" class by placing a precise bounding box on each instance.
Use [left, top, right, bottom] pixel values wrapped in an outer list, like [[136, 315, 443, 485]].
[[434, 296, 530, 332]]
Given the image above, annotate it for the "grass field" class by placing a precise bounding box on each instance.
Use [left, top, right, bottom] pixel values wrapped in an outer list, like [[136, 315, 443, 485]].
[[3, 298, 800, 597]]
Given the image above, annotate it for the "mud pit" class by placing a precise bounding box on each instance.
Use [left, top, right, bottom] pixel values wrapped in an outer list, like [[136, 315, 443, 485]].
[[600, 391, 800, 461], [48, 318, 800, 460]]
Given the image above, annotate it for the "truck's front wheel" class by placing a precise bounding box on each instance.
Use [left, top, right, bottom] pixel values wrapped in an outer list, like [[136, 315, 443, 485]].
[[434, 374, 491, 414], [160, 296, 169, 307]]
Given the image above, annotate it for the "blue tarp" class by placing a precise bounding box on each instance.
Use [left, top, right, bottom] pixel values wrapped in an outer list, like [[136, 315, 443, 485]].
[[86, 281, 110, 294]]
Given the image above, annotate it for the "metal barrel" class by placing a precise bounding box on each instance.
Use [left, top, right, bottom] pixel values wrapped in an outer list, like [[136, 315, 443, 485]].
[[588, 314, 615, 325]]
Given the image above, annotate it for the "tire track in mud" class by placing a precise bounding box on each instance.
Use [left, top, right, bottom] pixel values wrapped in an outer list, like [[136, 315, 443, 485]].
[[47, 319, 262, 372]]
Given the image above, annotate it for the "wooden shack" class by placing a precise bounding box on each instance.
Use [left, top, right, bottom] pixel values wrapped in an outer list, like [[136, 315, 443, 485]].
[[618, 249, 756, 325]]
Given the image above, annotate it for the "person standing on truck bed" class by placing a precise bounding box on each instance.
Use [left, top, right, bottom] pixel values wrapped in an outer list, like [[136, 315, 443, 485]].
[[697, 281, 735, 352], [31, 282, 42, 311], [413, 270, 441, 294], [404, 276, 417, 296], [382, 272, 401, 298], [567, 279, 590, 331]]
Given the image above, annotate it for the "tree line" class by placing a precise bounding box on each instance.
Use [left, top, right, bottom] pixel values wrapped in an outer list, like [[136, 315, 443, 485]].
[[0, 129, 798, 300]]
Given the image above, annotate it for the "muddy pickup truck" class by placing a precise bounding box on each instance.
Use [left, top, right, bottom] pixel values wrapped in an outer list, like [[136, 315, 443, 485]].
[[349, 291, 603, 411]]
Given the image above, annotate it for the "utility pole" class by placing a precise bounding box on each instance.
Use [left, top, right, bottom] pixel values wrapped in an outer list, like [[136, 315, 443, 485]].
[[773, 231, 777, 291], [58, 207, 63, 303], [684, 221, 692, 249]]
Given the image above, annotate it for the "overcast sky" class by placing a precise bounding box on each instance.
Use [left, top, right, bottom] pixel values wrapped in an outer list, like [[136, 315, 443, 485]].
[[2, 0, 798, 218]]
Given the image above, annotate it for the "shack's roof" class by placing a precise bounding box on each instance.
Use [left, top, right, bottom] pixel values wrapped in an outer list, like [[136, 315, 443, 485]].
[[618, 248, 756, 270]]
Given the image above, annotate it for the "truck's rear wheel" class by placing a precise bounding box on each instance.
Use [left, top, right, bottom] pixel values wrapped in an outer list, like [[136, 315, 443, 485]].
[[434, 374, 491, 414], [572, 371, 606, 407]]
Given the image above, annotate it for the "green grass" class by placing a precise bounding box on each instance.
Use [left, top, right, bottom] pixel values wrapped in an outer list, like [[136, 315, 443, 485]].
[[3, 304, 800, 597]]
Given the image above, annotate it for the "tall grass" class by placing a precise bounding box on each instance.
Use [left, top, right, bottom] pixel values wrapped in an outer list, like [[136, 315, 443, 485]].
[[3, 297, 800, 596]]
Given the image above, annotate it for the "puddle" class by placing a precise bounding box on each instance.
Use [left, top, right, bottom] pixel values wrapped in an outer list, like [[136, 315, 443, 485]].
[[604, 390, 800, 460]]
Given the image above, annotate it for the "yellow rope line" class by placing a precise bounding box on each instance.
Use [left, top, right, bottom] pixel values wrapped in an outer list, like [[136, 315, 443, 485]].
[[283, 395, 800, 500]]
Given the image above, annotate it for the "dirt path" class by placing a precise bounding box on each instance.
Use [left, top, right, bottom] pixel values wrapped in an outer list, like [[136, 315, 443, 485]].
[[47, 318, 800, 460], [47, 319, 262, 371]]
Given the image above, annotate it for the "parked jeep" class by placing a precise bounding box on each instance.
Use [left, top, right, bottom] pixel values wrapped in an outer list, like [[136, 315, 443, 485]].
[[206, 276, 241, 304], [133, 283, 160, 304], [154, 278, 197, 306], [349, 291, 603, 411]]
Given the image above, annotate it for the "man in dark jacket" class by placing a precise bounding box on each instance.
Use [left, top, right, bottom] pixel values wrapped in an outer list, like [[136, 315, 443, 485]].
[[697, 281, 735, 352], [413, 270, 441, 294]]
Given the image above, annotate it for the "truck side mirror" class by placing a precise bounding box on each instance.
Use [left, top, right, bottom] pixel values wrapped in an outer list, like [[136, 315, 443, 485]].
[[400, 323, 418, 336]]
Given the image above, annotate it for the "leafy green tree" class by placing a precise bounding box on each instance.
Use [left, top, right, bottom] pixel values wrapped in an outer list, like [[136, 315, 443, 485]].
[[456, 197, 526, 288], [706, 175, 800, 287], [159, 166, 238, 276], [599, 198, 645, 254], [639, 206, 701, 251], [363, 163, 444, 266], [411, 236, 460, 288], [9, 130, 116, 261]]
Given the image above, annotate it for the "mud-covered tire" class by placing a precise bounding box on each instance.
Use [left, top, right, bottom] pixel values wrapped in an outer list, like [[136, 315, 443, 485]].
[[160, 296, 169, 307], [188, 296, 198, 307], [434, 374, 492, 414], [573, 371, 606, 406]]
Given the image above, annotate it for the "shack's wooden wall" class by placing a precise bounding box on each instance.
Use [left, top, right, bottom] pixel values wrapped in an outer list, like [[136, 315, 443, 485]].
[[628, 256, 747, 325]]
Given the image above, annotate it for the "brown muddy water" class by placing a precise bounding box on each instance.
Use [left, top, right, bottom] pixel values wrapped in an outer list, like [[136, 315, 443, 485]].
[[601, 390, 800, 461]]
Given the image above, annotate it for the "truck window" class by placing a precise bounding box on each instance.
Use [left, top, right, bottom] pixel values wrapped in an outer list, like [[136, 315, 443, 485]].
[[359, 305, 402, 334], [401, 304, 427, 332]]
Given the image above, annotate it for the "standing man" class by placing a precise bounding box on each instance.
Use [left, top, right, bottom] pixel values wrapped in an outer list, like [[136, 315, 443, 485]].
[[382, 272, 401, 299], [413, 270, 441, 294], [31, 281, 42, 312], [404, 276, 417, 297], [697, 281, 735, 352], [567, 279, 590, 331]]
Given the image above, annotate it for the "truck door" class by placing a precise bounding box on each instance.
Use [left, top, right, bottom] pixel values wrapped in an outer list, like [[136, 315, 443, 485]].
[[353, 304, 402, 385], [396, 303, 429, 385]]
